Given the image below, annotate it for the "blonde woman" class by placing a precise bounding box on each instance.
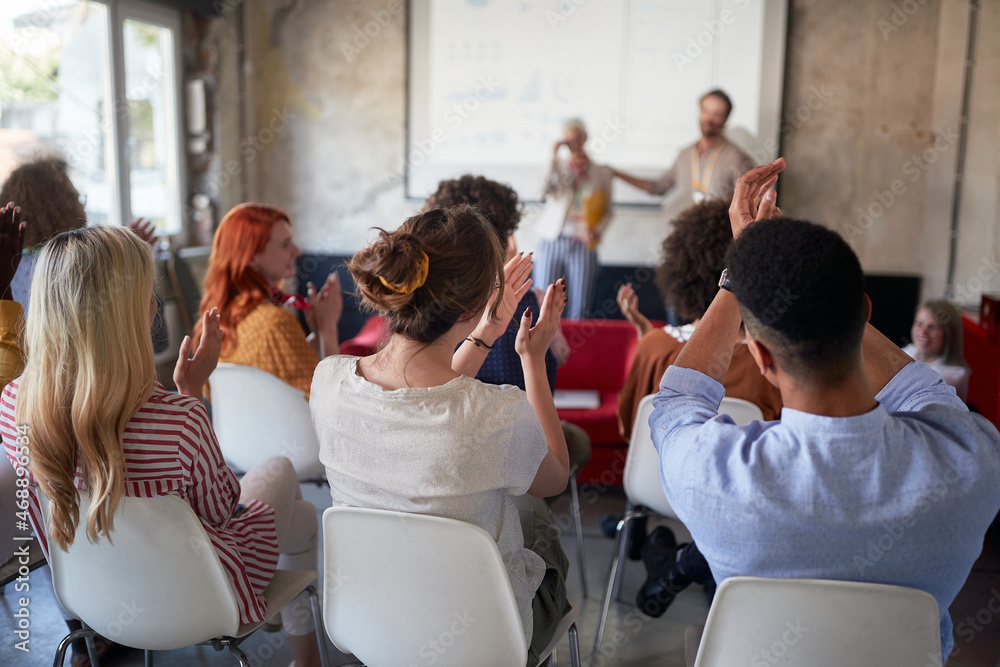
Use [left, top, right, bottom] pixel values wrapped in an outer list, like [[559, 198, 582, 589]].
[[0, 225, 322, 667]]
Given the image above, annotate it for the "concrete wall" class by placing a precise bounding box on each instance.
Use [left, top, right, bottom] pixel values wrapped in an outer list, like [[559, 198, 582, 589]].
[[201, 0, 998, 306]]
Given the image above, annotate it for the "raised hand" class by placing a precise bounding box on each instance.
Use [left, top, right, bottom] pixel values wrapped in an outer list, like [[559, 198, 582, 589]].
[[729, 157, 785, 239], [305, 272, 343, 334], [129, 218, 157, 247], [480, 252, 533, 337], [617, 282, 652, 337], [0, 203, 25, 300], [174, 307, 222, 397], [515, 277, 567, 361]]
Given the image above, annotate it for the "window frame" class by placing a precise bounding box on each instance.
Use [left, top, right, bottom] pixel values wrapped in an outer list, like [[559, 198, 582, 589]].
[[101, 0, 186, 235]]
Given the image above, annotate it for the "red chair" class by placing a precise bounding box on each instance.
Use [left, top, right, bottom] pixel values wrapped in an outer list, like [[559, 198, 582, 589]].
[[339, 316, 385, 356]]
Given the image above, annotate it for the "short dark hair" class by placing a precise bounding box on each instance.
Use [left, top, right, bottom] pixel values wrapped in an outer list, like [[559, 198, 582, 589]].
[[726, 218, 866, 383], [425, 174, 522, 238], [701, 89, 733, 119], [655, 199, 732, 322]]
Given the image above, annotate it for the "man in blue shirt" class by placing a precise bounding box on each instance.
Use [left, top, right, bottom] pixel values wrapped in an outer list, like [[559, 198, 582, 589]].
[[649, 158, 1000, 663]]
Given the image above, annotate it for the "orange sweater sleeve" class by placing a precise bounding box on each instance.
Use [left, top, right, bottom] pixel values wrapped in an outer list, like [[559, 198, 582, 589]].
[[617, 330, 683, 440]]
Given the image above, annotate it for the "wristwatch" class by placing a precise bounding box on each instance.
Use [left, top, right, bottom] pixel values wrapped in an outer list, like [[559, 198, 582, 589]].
[[718, 268, 733, 293]]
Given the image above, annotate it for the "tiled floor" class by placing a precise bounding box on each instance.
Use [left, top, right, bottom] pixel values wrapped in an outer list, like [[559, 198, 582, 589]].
[[2, 483, 998, 667]]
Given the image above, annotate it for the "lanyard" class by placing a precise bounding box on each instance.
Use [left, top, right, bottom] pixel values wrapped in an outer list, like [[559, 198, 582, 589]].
[[690, 140, 724, 195]]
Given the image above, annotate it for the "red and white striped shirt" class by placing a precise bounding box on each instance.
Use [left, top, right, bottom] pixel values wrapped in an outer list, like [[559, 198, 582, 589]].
[[1, 380, 279, 625]]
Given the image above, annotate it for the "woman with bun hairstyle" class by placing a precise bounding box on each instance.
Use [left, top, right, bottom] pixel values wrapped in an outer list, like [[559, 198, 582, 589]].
[[197, 203, 341, 399], [0, 225, 323, 667], [311, 205, 573, 662]]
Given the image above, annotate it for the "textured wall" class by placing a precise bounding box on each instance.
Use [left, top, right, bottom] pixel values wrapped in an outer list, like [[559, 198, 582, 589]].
[[206, 0, 997, 305]]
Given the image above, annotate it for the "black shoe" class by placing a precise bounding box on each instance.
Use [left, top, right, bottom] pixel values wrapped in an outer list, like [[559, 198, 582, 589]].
[[636, 529, 690, 618], [599, 513, 619, 539], [643, 527, 678, 574], [636, 563, 693, 618], [599, 514, 648, 561]]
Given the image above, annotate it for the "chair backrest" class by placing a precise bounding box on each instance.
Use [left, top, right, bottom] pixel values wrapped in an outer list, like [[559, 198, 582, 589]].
[[322, 506, 528, 667], [208, 362, 325, 480], [694, 576, 941, 666], [39, 491, 240, 650], [623, 394, 764, 519], [164, 246, 210, 336], [718, 396, 764, 424]]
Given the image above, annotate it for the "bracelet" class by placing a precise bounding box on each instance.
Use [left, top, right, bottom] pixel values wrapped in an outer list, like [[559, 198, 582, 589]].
[[466, 336, 494, 351]]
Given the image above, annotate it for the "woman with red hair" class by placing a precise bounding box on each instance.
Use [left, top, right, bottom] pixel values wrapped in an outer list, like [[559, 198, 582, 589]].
[[197, 203, 341, 399]]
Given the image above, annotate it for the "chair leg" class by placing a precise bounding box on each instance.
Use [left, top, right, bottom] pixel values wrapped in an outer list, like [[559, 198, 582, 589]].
[[569, 474, 588, 599], [52, 628, 96, 667], [568, 622, 581, 667], [610, 501, 636, 603], [145, 649, 155, 667], [307, 584, 332, 667], [83, 623, 101, 667], [227, 644, 252, 667], [589, 512, 636, 667]]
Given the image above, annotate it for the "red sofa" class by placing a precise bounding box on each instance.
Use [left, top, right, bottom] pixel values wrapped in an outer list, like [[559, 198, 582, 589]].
[[555, 319, 647, 486]]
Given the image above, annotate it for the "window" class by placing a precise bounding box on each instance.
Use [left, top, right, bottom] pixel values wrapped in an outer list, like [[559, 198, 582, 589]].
[[0, 0, 184, 234]]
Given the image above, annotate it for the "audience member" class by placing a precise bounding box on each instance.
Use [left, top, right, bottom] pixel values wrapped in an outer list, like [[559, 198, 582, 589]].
[[0, 225, 324, 667], [617, 198, 782, 439], [426, 174, 590, 485], [426, 174, 569, 391], [651, 158, 1000, 664], [902, 299, 970, 401], [535, 118, 614, 319], [197, 203, 341, 399], [0, 203, 26, 568], [312, 206, 572, 663], [609, 199, 781, 605], [0, 155, 85, 312]]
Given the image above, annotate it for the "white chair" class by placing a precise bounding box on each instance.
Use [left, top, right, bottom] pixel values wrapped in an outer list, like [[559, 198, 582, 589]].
[[688, 576, 941, 666], [322, 506, 581, 667], [209, 362, 326, 482], [590, 394, 763, 666], [42, 492, 329, 667]]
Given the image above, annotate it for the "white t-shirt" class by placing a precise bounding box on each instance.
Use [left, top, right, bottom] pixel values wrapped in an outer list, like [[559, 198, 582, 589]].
[[310, 356, 549, 643], [901, 344, 971, 401]]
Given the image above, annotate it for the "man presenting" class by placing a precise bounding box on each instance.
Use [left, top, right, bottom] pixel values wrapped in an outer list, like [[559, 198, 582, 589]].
[[650, 158, 1000, 664], [612, 89, 753, 206]]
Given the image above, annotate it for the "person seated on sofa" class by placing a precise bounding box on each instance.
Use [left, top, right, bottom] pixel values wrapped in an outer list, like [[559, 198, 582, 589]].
[[617, 198, 782, 437], [312, 205, 572, 664], [196, 203, 342, 399], [652, 159, 999, 664], [902, 299, 970, 401]]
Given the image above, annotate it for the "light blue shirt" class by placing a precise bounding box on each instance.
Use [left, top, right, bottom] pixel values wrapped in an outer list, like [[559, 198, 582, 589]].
[[652, 361, 1000, 662], [10, 253, 35, 315]]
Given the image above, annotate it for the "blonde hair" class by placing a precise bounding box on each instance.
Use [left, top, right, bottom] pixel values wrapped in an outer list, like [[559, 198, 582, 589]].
[[17, 225, 155, 551]]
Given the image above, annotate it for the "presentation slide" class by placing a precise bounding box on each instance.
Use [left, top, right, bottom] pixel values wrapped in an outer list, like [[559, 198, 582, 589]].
[[407, 0, 787, 205]]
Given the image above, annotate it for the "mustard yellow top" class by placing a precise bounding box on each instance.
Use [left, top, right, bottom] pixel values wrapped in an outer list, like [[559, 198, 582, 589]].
[[220, 301, 319, 400], [0, 301, 25, 388]]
